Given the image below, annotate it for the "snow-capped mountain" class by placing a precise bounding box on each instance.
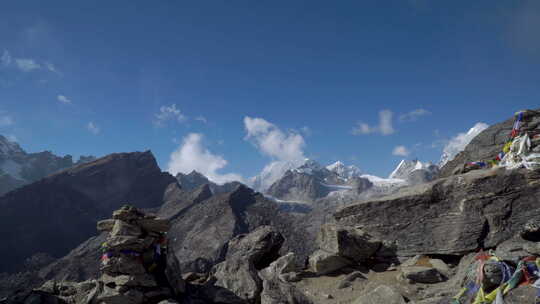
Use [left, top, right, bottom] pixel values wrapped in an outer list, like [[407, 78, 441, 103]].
[[0, 135, 96, 196], [250, 160, 302, 192], [389, 159, 439, 185], [326, 161, 361, 180]]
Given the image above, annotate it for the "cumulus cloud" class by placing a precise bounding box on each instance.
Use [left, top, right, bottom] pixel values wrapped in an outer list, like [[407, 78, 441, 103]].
[[167, 133, 243, 184], [244, 116, 306, 161], [392, 145, 410, 157], [244, 117, 308, 191], [154, 104, 186, 127], [87, 122, 100, 135], [399, 108, 431, 122], [439, 122, 489, 166], [57, 95, 71, 104], [352, 110, 395, 135]]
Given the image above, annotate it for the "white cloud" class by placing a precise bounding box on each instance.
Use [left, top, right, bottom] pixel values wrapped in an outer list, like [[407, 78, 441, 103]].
[[244, 116, 306, 162], [45, 62, 60, 74], [1, 50, 12, 66], [352, 110, 395, 135], [439, 122, 489, 166], [195, 116, 207, 123], [167, 133, 243, 184], [154, 104, 186, 127], [15, 58, 41, 72], [244, 117, 308, 191], [392, 145, 410, 157], [400, 108, 431, 122], [0, 114, 14, 127], [87, 122, 100, 135], [57, 95, 71, 104]]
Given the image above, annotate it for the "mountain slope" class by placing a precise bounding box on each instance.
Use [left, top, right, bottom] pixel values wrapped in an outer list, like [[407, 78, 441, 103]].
[[0, 151, 176, 273]]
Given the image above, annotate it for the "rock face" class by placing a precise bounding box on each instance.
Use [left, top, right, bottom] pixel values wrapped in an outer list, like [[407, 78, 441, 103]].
[[212, 226, 284, 303], [439, 109, 540, 178], [0, 134, 96, 196], [335, 167, 540, 258], [163, 184, 311, 274], [0, 151, 176, 273]]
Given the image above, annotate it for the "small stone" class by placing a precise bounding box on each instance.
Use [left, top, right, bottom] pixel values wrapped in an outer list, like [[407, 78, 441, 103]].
[[338, 271, 366, 289], [400, 266, 445, 284]]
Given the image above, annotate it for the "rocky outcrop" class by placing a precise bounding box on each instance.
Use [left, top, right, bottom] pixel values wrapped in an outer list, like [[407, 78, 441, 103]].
[[211, 226, 284, 303], [439, 109, 540, 178], [165, 184, 311, 274], [335, 167, 540, 258], [0, 151, 176, 273]]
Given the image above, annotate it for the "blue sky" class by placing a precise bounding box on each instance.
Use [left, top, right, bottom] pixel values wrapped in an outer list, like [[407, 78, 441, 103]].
[[0, 0, 539, 181]]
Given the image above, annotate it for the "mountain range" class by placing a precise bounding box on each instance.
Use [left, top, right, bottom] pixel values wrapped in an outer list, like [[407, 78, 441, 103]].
[[0, 135, 95, 196], [2, 109, 540, 304]]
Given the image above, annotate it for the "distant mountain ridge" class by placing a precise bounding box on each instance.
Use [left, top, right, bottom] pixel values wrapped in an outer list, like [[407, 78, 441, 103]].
[[0, 135, 96, 196]]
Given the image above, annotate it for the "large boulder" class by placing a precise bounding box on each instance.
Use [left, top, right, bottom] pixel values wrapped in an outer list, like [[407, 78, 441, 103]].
[[212, 226, 285, 303], [309, 223, 381, 274], [259, 254, 312, 304], [334, 167, 540, 257]]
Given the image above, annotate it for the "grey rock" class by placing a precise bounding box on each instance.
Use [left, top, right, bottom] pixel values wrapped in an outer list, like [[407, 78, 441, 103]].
[[335, 167, 540, 257], [495, 236, 532, 262], [400, 266, 446, 284], [338, 271, 366, 289], [309, 250, 351, 275], [212, 226, 285, 303], [317, 223, 380, 262], [259, 255, 313, 304], [354, 285, 406, 304]]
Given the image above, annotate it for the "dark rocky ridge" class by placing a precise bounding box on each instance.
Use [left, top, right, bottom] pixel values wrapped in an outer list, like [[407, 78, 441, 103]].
[[175, 170, 243, 195], [0, 151, 176, 273]]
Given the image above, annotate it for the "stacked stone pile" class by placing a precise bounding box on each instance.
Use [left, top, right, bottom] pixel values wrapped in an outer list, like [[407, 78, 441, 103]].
[[94, 205, 184, 303]]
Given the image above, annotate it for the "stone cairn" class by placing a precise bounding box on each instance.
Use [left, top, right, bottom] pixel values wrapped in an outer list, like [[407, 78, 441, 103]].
[[95, 205, 184, 304]]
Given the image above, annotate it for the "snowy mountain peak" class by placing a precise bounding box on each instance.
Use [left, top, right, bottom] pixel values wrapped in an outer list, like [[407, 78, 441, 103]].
[[293, 159, 323, 174], [326, 161, 361, 180], [389, 159, 439, 180]]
